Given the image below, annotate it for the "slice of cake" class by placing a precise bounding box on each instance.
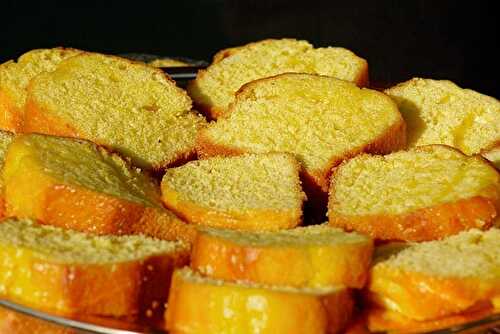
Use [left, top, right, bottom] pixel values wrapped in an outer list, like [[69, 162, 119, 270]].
[[0, 129, 14, 218], [161, 153, 306, 231], [197, 73, 405, 204], [366, 228, 500, 322], [191, 224, 373, 288], [385, 78, 500, 167], [0, 218, 189, 318], [188, 38, 369, 119], [0, 48, 82, 132], [328, 145, 499, 241], [2, 133, 194, 243], [165, 267, 353, 334], [24, 52, 206, 170]]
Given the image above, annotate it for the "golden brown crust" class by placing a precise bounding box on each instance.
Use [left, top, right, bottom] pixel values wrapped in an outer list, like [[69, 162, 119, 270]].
[[0, 244, 189, 318], [38, 183, 146, 235], [165, 268, 354, 334], [130, 207, 197, 245], [329, 195, 497, 242], [0, 197, 5, 219], [190, 229, 373, 288], [195, 130, 247, 159], [0, 89, 23, 133], [329, 145, 499, 242], [329, 195, 496, 242], [366, 263, 500, 321], [161, 186, 302, 231], [5, 166, 193, 243], [151, 146, 199, 172], [23, 96, 80, 138], [354, 60, 370, 87]]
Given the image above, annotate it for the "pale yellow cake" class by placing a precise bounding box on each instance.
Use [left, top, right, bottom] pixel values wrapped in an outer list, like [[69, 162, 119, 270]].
[[0, 218, 189, 318], [165, 267, 354, 334], [2, 133, 195, 243], [367, 228, 500, 322], [161, 153, 306, 231], [23, 52, 206, 170], [188, 38, 369, 119], [197, 73, 406, 204], [385, 78, 500, 167], [0, 48, 82, 132], [191, 224, 373, 288], [329, 145, 500, 241]]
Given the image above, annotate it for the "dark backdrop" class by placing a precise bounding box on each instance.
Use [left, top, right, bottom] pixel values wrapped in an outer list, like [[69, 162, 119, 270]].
[[1, 0, 497, 97]]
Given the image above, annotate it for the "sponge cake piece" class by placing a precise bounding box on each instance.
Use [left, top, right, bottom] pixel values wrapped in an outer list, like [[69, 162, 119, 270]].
[[165, 267, 354, 334], [24, 52, 206, 171], [366, 228, 500, 321], [161, 153, 305, 230], [328, 145, 499, 241], [385, 78, 500, 167], [188, 38, 369, 119], [191, 224, 373, 288], [197, 73, 406, 203], [0, 48, 82, 132], [0, 218, 189, 318], [2, 133, 194, 243]]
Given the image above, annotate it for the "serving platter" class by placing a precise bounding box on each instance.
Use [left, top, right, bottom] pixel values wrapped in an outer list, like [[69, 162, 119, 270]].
[[0, 54, 498, 334], [1, 299, 499, 334]]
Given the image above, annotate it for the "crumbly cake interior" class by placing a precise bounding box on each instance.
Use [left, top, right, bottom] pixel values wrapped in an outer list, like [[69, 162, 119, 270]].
[[0, 218, 187, 264], [331, 146, 499, 215], [162, 153, 305, 211], [202, 73, 400, 172]]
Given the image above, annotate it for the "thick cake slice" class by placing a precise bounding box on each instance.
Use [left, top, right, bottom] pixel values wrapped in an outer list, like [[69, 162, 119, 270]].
[[191, 224, 373, 288], [385, 78, 500, 167], [366, 228, 500, 322], [0, 129, 14, 218], [197, 73, 405, 203], [328, 145, 499, 241], [188, 38, 369, 119], [23, 52, 206, 170], [0, 48, 82, 132], [165, 267, 353, 334], [0, 218, 189, 318], [161, 153, 306, 230], [2, 133, 195, 243]]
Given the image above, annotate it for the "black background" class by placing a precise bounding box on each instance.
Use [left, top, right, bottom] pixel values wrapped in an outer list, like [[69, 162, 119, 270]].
[[1, 0, 497, 97]]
